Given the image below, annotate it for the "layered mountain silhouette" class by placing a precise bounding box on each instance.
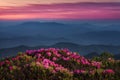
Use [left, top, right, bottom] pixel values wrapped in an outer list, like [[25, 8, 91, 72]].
[[0, 42, 120, 59], [0, 21, 120, 60], [0, 21, 120, 49]]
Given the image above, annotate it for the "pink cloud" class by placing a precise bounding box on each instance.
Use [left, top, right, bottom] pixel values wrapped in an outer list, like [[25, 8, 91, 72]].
[[0, 2, 120, 20]]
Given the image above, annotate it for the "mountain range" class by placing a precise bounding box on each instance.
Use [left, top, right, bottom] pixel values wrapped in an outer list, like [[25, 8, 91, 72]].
[[0, 21, 120, 48], [0, 42, 120, 59]]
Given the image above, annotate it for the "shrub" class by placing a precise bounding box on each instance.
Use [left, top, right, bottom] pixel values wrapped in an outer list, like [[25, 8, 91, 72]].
[[0, 48, 119, 80]]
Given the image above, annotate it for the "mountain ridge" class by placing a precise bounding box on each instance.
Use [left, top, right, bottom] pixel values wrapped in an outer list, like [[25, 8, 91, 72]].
[[0, 42, 120, 59]]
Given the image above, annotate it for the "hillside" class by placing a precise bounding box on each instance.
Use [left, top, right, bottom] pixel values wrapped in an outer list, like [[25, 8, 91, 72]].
[[0, 48, 120, 80]]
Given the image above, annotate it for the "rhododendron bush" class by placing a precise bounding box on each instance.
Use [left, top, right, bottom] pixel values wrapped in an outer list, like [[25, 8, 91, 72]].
[[0, 48, 120, 80]]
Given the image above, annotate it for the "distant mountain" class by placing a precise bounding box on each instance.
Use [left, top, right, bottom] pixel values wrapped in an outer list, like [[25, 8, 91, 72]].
[[103, 24, 120, 31], [1, 21, 120, 48], [20, 21, 65, 26], [0, 22, 67, 37], [0, 21, 92, 38], [84, 52, 100, 59], [72, 31, 120, 45], [52, 42, 80, 48], [0, 42, 120, 59], [0, 45, 48, 58]]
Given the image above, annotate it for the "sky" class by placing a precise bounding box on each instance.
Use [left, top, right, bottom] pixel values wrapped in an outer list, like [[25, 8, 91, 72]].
[[0, 0, 120, 20]]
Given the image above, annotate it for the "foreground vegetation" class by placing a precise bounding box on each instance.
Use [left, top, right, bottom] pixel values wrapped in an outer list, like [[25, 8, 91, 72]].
[[0, 48, 120, 80]]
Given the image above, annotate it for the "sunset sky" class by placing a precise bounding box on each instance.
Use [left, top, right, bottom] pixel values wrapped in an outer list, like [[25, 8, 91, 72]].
[[0, 0, 120, 20]]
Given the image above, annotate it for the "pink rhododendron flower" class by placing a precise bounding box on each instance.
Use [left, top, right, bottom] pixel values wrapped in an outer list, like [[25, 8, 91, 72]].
[[66, 52, 71, 55], [46, 52, 51, 57], [53, 57, 57, 61], [0, 61, 5, 66], [103, 69, 115, 74], [9, 66, 13, 71], [36, 62, 41, 65], [74, 69, 86, 74], [5, 60, 11, 65], [62, 57, 70, 61], [52, 70, 56, 73], [92, 61, 101, 68]]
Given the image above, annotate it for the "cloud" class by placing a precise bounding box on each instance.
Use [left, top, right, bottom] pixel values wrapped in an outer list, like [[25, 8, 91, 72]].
[[0, 2, 120, 20]]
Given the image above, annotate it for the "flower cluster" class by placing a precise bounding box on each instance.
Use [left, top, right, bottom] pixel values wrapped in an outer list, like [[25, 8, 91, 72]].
[[0, 48, 119, 80]]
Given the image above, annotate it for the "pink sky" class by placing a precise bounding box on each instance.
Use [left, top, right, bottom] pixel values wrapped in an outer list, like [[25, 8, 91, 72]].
[[0, 2, 120, 20]]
